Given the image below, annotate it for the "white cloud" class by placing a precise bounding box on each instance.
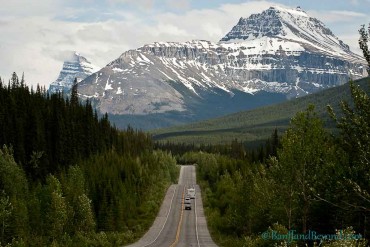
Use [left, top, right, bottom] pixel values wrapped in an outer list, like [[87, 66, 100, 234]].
[[152, 1, 279, 42], [165, 0, 191, 10], [349, 0, 370, 4], [308, 9, 367, 54], [309, 10, 366, 23], [107, 0, 154, 9]]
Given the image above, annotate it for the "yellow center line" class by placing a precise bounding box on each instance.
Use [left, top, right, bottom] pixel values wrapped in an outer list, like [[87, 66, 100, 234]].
[[169, 186, 185, 247]]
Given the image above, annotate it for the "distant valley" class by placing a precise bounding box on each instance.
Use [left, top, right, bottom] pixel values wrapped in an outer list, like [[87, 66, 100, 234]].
[[153, 78, 370, 146]]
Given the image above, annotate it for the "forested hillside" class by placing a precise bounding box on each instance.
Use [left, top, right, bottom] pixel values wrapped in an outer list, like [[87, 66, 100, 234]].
[[177, 80, 369, 246], [153, 77, 370, 146], [0, 73, 179, 246]]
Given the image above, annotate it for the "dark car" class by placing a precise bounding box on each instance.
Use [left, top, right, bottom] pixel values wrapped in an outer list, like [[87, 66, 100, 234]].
[[184, 197, 191, 210]]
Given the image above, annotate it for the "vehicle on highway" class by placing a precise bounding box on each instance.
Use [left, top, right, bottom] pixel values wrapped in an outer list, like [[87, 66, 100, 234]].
[[187, 188, 195, 199], [184, 197, 191, 210]]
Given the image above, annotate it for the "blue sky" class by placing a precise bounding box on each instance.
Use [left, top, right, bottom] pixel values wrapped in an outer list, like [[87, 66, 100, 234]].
[[0, 0, 368, 87]]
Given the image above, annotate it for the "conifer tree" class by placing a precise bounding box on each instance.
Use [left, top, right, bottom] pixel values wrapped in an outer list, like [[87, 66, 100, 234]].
[[70, 77, 78, 107], [20, 73, 25, 88], [359, 24, 370, 74], [10, 72, 19, 88]]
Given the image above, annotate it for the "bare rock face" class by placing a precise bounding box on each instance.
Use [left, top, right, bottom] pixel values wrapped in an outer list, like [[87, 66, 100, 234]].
[[49, 52, 99, 94], [77, 6, 366, 119]]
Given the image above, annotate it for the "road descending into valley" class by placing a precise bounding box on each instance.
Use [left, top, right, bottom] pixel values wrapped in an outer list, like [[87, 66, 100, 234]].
[[125, 165, 218, 247]]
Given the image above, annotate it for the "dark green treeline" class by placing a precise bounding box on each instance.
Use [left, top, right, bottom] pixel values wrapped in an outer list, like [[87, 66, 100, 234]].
[[178, 80, 370, 247], [0, 73, 152, 179], [0, 73, 179, 246]]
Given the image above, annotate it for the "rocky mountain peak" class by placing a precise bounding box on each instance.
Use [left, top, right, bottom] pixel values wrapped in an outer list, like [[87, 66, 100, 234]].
[[49, 51, 99, 94], [219, 6, 351, 56], [67, 51, 88, 64]]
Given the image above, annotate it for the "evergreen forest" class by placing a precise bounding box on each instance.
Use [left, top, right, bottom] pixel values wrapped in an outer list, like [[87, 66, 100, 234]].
[[0, 74, 179, 246]]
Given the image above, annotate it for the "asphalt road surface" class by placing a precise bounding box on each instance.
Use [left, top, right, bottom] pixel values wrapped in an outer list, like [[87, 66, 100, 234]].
[[126, 165, 218, 247]]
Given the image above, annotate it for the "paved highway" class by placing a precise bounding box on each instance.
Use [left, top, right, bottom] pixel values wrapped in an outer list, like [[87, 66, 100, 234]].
[[126, 165, 218, 247]]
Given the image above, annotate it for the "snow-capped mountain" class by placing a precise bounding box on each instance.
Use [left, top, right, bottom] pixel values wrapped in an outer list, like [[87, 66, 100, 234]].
[[49, 52, 99, 94], [220, 6, 353, 58], [77, 6, 366, 128]]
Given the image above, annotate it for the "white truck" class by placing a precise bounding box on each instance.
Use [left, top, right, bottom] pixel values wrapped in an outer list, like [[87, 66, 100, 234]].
[[187, 188, 195, 199]]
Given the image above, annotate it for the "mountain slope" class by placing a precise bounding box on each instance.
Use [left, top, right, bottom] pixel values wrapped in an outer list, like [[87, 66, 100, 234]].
[[49, 52, 99, 94], [221, 6, 355, 59], [76, 6, 366, 129], [153, 78, 370, 146]]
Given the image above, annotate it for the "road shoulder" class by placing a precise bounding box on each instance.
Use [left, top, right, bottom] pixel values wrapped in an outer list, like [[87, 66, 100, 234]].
[[124, 184, 177, 247]]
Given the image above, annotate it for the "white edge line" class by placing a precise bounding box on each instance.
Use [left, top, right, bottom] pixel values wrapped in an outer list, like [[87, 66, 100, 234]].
[[194, 167, 200, 247], [143, 185, 177, 247], [195, 195, 200, 247]]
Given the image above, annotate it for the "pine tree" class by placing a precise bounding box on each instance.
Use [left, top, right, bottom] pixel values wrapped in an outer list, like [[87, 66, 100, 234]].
[[359, 24, 370, 74], [271, 128, 279, 157], [20, 73, 25, 88], [70, 78, 78, 107], [10, 72, 19, 88]]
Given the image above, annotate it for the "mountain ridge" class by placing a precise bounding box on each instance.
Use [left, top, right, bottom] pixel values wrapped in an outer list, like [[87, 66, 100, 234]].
[[55, 6, 366, 129]]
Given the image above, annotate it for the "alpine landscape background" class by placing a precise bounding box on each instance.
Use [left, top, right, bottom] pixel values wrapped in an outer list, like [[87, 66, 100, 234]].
[[50, 6, 366, 129], [1, 1, 370, 246]]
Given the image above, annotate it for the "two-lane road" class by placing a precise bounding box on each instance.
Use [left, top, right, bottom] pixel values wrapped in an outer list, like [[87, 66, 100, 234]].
[[126, 165, 217, 247]]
